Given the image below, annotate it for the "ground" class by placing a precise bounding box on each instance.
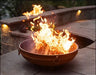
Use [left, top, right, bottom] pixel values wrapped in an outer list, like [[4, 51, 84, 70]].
[[1, 19, 96, 75]]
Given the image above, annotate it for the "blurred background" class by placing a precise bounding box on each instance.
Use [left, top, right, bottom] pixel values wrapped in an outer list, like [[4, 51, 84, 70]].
[[0, 0, 96, 20]]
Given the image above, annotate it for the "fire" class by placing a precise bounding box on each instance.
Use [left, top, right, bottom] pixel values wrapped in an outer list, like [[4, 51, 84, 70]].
[[23, 5, 76, 55], [31, 19, 75, 55], [23, 5, 44, 19]]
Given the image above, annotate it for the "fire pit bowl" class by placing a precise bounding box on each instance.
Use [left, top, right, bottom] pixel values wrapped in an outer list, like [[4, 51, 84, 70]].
[[19, 39, 78, 66]]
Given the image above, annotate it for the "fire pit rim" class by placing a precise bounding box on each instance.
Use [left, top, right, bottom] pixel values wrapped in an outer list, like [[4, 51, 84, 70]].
[[19, 39, 78, 56]]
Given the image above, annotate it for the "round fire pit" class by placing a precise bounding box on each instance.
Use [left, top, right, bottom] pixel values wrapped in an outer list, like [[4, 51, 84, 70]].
[[19, 39, 78, 66]]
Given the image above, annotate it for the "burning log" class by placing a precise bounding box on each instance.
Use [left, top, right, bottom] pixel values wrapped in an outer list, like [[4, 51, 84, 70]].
[[18, 4, 79, 66]]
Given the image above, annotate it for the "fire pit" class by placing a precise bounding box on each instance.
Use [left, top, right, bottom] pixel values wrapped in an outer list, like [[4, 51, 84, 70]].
[[19, 39, 78, 66], [17, 5, 79, 66]]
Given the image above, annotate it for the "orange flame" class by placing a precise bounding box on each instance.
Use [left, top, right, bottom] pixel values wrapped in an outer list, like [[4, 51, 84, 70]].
[[23, 5, 44, 19], [31, 18, 75, 55], [23, 5, 76, 55]]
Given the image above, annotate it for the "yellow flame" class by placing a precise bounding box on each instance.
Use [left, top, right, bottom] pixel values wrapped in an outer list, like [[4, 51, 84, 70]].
[[76, 10, 81, 16], [23, 5, 44, 19], [23, 5, 76, 55], [31, 18, 75, 55], [33, 16, 41, 21]]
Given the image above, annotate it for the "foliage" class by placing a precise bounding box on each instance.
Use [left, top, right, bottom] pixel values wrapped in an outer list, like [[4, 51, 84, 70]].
[[0, 0, 95, 19]]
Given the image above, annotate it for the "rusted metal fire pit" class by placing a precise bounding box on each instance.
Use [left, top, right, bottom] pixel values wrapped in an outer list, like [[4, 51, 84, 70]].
[[19, 39, 78, 66]]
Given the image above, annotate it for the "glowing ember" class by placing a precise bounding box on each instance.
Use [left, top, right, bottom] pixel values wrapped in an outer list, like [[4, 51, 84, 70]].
[[22, 20, 25, 22], [23, 5, 76, 55]]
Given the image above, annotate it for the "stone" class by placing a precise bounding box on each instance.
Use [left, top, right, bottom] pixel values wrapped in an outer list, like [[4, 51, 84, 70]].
[[87, 41, 96, 49], [1, 50, 40, 75], [9, 30, 32, 38], [36, 70, 81, 75], [64, 48, 95, 75], [56, 19, 96, 41], [34, 48, 95, 75], [0, 6, 95, 25], [1, 47, 95, 75]]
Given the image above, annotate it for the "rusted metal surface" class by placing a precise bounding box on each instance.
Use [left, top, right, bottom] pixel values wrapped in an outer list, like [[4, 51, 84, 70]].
[[19, 39, 78, 66]]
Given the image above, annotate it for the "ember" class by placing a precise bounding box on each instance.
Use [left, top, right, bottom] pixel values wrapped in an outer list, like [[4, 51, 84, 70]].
[[23, 5, 76, 55]]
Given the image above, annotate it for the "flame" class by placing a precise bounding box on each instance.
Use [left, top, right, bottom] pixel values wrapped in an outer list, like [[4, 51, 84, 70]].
[[23, 5, 44, 19], [22, 20, 25, 22], [23, 5, 76, 55], [31, 18, 75, 55]]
